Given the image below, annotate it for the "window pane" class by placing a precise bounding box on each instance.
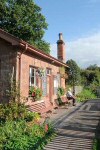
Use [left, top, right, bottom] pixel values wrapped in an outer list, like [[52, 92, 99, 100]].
[[30, 67, 35, 86], [57, 74, 61, 87], [47, 68, 51, 75], [31, 77, 34, 85], [30, 67, 38, 86], [42, 70, 47, 96], [54, 77, 58, 94], [31, 69, 34, 77]]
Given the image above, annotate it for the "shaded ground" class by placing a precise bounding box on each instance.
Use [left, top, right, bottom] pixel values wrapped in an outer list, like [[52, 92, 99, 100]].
[[44, 99, 100, 150]]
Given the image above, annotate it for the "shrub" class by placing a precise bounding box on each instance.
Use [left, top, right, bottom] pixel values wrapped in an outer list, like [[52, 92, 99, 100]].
[[76, 88, 97, 102], [56, 87, 65, 105], [0, 101, 39, 123], [93, 139, 100, 150], [0, 99, 55, 149], [29, 86, 43, 101], [0, 120, 55, 150], [57, 87, 65, 98]]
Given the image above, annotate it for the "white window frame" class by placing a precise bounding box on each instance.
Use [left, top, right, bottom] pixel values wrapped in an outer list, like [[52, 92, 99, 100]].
[[46, 68, 51, 75], [29, 67, 37, 86], [54, 76, 58, 94]]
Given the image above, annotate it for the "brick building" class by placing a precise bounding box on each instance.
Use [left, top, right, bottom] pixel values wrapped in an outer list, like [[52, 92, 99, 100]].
[[0, 29, 68, 107]]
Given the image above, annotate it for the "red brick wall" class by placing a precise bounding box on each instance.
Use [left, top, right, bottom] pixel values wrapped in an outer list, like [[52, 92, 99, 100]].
[[0, 38, 66, 104], [57, 43, 66, 62], [19, 52, 61, 104], [57, 33, 66, 63], [0, 38, 17, 103]]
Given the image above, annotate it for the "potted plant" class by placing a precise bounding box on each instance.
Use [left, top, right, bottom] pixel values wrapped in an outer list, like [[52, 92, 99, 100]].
[[57, 87, 65, 105], [57, 87, 65, 98], [29, 86, 43, 101], [36, 68, 45, 77]]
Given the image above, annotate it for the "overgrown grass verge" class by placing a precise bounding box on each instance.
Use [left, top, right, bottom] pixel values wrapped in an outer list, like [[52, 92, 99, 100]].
[[76, 89, 97, 102]]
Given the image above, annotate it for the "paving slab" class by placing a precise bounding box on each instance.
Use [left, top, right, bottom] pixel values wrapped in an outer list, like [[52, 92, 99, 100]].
[[44, 99, 100, 150]]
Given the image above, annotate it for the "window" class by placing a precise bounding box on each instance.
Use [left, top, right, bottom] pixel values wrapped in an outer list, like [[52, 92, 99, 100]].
[[46, 68, 51, 75], [29, 67, 37, 86], [42, 69, 47, 96], [54, 76, 58, 94], [57, 73, 61, 87], [29, 67, 48, 96], [53, 74, 61, 95]]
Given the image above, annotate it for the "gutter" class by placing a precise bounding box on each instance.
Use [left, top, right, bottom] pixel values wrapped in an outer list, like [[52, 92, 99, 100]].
[[0, 28, 69, 68], [18, 44, 28, 91], [19, 42, 69, 68]]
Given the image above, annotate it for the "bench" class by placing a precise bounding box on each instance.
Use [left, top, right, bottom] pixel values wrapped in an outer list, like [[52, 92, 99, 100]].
[[53, 99, 59, 109], [53, 96, 68, 107], [55, 96, 73, 107], [61, 96, 68, 104], [26, 100, 53, 118]]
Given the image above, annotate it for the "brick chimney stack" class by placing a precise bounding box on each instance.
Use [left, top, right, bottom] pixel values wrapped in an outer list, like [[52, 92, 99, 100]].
[[57, 33, 66, 63]]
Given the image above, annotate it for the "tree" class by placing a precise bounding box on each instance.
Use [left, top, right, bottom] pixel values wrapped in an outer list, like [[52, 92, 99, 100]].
[[81, 64, 100, 86], [81, 64, 100, 96], [66, 59, 81, 93], [0, 0, 50, 54], [86, 64, 100, 71], [81, 70, 96, 86]]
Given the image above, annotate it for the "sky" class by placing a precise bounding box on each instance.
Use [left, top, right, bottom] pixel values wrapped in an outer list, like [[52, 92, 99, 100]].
[[34, 0, 100, 68]]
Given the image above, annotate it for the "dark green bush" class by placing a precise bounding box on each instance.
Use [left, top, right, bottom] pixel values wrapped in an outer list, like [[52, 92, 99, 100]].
[[57, 97, 63, 105], [57, 87, 65, 98], [93, 139, 100, 150], [0, 120, 55, 150], [0, 96, 55, 150], [0, 101, 39, 123]]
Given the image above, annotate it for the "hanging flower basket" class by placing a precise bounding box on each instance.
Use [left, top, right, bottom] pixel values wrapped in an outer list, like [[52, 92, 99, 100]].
[[36, 68, 45, 77]]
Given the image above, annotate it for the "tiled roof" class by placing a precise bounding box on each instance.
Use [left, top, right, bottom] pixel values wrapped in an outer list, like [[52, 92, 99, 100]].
[[0, 28, 69, 67]]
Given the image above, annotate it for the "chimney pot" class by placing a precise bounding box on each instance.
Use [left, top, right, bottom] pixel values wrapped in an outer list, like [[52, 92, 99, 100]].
[[59, 33, 63, 40]]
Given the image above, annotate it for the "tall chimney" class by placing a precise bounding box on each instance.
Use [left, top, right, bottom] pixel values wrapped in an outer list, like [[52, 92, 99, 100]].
[[57, 33, 66, 63]]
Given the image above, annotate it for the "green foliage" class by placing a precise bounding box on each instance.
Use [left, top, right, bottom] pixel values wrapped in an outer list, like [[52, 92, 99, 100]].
[[57, 97, 63, 105], [6, 81, 20, 102], [89, 79, 100, 96], [0, 101, 38, 123], [86, 64, 100, 71], [57, 87, 65, 98], [93, 139, 100, 150], [0, 0, 50, 53], [81, 64, 100, 97], [29, 86, 43, 101], [0, 81, 55, 149], [66, 59, 81, 86], [0, 120, 55, 150], [76, 89, 97, 102], [57, 87, 65, 106], [35, 40, 50, 54], [0, 99, 55, 149], [81, 70, 100, 86]]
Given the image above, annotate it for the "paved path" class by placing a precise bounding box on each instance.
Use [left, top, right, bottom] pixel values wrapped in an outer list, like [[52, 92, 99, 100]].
[[44, 99, 100, 150]]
